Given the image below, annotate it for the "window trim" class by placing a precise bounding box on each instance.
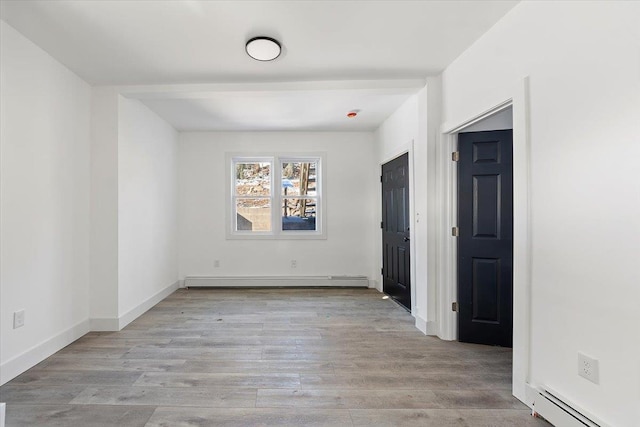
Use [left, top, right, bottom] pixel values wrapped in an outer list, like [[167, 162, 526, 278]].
[[226, 152, 326, 240]]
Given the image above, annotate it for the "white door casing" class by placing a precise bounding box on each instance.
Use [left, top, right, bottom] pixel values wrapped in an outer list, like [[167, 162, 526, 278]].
[[436, 77, 532, 405]]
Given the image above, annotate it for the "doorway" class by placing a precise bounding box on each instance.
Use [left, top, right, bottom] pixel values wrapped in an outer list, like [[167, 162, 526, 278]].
[[457, 129, 513, 347], [381, 153, 411, 310], [438, 82, 532, 404]]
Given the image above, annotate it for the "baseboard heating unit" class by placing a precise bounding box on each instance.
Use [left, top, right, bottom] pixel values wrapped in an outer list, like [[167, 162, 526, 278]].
[[533, 388, 606, 427], [184, 275, 370, 288]]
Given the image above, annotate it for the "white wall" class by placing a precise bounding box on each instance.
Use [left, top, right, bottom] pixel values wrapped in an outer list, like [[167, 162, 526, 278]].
[[0, 21, 91, 383], [118, 97, 179, 319], [423, 76, 442, 337], [89, 92, 179, 330], [376, 95, 420, 163], [462, 108, 512, 132], [178, 132, 377, 282], [440, 2, 640, 426], [374, 81, 441, 335], [374, 93, 420, 316], [90, 88, 119, 323]]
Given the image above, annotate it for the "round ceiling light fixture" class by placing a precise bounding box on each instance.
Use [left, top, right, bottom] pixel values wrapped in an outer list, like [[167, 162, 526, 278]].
[[246, 37, 282, 61], [347, 110, 360, 118]]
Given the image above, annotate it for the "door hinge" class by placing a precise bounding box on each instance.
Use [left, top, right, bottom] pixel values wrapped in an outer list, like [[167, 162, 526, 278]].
[[380, 221, 384, 229], [452, 302, 459, 312], [452, 151, 459, 162], [380, 175, 383, 183], [451, 226, 459, 237]]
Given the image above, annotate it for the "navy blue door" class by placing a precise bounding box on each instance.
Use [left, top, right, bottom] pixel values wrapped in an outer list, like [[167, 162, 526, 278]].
[[382, 153, 411, 310], [458, 130, 513, 347]]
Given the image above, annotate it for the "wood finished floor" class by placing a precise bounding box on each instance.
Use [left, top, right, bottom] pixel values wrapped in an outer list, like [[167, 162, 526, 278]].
[[0, 288, 550, 426]]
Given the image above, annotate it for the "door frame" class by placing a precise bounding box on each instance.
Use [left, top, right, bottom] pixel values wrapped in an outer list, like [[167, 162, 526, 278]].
[[435, 77, 532, 404], [378, 141, 416, 317]]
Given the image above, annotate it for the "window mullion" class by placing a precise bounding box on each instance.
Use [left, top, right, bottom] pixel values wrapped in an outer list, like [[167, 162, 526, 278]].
[[274, 157, 281, 235]]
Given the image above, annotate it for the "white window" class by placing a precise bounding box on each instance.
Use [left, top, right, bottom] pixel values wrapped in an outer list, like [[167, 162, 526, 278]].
[[228, 153, 325, 239]]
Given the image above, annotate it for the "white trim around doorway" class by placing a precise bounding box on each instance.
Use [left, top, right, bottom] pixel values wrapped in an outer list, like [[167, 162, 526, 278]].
[[377, 141, 418, 321], [436, 77, 532, 405]]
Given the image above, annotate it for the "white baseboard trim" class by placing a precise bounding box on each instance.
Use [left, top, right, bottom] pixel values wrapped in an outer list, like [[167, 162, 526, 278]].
[[414, 316, 438, 336], [426, 320, 439, 336], [415, 315, 428, 334], [524, 383, 538, 408], [184, 275, 369, 288], [89, 317, 120, 331], [118, 280, 179, 330], [0, 319, 90, 385], [89, 280, 180, 332], [0, 402, 5, 427]]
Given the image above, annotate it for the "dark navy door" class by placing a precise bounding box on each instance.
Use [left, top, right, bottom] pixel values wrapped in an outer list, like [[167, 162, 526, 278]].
[[458, 130, 513, 347], [382, 153, 411, 310]]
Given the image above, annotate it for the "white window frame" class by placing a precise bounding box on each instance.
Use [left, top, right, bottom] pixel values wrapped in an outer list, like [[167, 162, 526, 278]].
[[226, 152, 326, 240]]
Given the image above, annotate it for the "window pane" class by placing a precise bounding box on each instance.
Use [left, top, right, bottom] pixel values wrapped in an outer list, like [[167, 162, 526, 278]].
[[282, 198, 317, 231], [235, 162, 270, 196], [236, 199, 271, 231], [281, 162, 317, 197]]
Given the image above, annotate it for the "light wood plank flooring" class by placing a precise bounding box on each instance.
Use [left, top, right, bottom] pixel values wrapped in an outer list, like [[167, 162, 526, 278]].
[[0, 288, 550, 426]]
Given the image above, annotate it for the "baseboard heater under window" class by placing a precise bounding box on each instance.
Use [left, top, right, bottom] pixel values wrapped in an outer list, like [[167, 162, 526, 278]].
[[184, 275, 370, 288], [533, 388, 606, 427]]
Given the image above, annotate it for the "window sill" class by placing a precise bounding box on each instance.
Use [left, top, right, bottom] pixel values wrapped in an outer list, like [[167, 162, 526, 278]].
[[226, 231, 327, 240]]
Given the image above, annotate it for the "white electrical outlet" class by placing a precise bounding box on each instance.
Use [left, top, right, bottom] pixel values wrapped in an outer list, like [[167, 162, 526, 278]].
[[13, 310, 25, 329], [214, 260, 220, 268], [578, 352, 599, 384], [291, 259, 297, 268]]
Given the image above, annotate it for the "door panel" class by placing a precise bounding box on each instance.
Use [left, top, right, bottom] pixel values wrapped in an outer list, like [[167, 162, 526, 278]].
[[473, 174, 500, 238], [472, 258, 500, 322], [382, 153, 411, 310], [458, 130, 513, 347]]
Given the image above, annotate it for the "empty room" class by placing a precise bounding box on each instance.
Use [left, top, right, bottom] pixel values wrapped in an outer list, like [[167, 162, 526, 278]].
[[0, 1, 638, 426]]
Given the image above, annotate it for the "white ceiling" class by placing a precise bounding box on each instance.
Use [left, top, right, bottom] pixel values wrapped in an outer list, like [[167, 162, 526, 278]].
[[0, 0, 519, 131], [125, 79, 426, 131]]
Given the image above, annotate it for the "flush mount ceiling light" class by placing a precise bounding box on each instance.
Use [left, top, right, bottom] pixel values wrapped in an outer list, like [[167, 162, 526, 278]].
[[246, 37, 281, 61]]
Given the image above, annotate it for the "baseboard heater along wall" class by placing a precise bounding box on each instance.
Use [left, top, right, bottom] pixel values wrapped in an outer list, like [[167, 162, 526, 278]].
[[184, 275, 369, 288], [533, 388, 606, 427]]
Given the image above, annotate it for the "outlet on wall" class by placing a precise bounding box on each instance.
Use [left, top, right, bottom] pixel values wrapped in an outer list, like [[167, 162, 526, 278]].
[[578, 352, 599, 384], [291, 259, 297, 268], [13, 310, 25, 329]]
